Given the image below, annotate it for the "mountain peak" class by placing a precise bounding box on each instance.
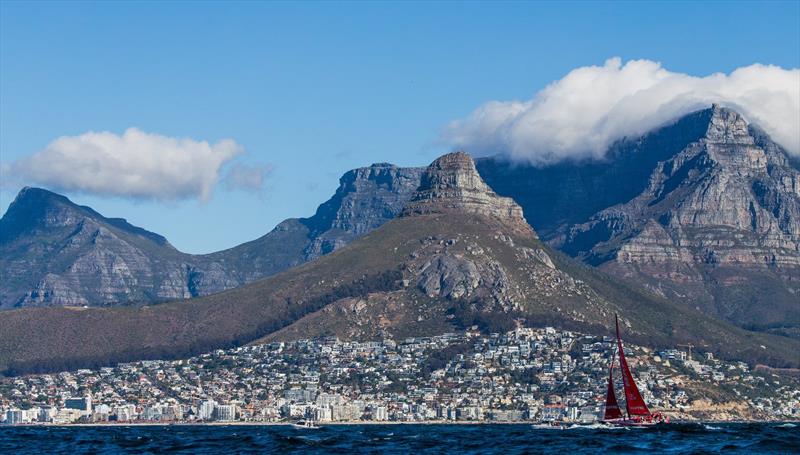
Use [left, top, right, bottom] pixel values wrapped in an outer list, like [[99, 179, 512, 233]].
[[1, 186, 171, 248], [704, 104, 754, 145], [11, 186, 70, 207], [0, 187, 78, 244], [402, 152, 533, 235]]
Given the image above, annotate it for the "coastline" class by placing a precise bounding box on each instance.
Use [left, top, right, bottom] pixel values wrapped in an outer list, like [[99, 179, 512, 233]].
[[3, 419, 797, 428]]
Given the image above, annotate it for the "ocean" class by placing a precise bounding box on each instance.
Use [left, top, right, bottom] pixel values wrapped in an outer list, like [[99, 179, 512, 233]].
[[0, 422, 797, 454]]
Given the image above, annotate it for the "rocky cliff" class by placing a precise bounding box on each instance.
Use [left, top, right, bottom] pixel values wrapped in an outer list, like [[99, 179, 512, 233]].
[[560, 106, 800, 331], [0, 164, 423, 308], [475, 108, 716, 240], [300, 163, 424, 259], [201, 163, 423, 286]]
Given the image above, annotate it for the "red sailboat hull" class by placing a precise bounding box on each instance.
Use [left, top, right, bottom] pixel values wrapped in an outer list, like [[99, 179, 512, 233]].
[[604, 413, 669, 426]]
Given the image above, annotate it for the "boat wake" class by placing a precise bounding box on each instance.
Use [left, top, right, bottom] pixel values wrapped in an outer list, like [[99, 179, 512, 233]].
[[566, 423, 609, 430]]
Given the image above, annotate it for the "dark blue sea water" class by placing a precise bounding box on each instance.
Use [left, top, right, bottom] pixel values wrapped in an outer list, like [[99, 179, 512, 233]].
[[0, 422, 797, 454]]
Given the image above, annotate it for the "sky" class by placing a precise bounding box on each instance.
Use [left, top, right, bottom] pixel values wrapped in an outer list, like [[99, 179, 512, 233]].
[[1, 1, 799, 253]]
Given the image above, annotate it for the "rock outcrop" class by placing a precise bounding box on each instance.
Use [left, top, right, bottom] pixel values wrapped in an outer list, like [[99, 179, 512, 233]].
[[476, 108, 716, 240], [403, 152, 532, 235], [300, 163, 423, 259], [398, 152, 559, 313]]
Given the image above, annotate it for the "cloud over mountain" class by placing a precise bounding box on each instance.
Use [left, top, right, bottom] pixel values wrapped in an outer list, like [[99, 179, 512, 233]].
[[7, 128, 254, 201], [442, 58, 800, 165]]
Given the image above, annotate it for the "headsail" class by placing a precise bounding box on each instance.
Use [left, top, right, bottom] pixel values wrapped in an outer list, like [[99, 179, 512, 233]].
[[603, 350, 623, 420], [615, 315, 650, 416]]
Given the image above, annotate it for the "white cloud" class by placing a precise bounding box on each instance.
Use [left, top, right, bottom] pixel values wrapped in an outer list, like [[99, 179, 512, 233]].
[[222, 162, 274, 192], [443, 58, 800, 165], [8, 128, 252, 201]]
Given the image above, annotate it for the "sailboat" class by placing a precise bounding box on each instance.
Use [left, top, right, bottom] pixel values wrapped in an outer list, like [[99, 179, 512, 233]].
[[602, 314, 668, 426]]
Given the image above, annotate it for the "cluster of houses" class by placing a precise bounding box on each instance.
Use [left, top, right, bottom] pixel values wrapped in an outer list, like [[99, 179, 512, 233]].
[[2, 327, 798, 424]]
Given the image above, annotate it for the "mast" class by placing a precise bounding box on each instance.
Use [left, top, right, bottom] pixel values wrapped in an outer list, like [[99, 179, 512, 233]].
[[603, 349, 623, 421], [615, 314, 650, 416]]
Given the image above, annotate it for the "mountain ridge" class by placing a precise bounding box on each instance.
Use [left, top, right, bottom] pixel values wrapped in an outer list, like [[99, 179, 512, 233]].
[[0, 165, 423, 308], [1, 151, 797, 376], [2, 105, 797, 345]]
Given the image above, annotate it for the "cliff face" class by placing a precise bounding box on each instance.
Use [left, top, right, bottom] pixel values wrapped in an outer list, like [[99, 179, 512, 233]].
[[402, 152, 531, 235], [300, 163, 424, 259], [475, 108, 716, 240], [203, 163, 423, 285], [0, 164, 423, 308], [560, 106, 800, 330]]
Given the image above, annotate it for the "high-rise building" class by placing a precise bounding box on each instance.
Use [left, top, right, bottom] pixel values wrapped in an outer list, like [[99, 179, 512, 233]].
[[213, 404, 236, 422], [64, 394, 92, 415], [198, 400, 217, 421], [313, 406, 331, 422], [5, 409, 25, 425], [373, 406, 388, 421], [38, 406, 57, 422], [113, 406, 134, 422]]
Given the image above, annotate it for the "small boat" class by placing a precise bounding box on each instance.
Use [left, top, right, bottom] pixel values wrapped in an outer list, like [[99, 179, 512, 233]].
[[292, 420, 320, 429], [602, 315, 668, 426]]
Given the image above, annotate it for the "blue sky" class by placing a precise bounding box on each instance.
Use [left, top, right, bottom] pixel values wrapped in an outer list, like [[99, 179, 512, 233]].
[[1, 1, 799, 253]]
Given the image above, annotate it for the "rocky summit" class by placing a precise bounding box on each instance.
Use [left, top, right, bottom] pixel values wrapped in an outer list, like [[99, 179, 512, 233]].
[[300, 163, 424, 260], [560, 106, 800, 332], [402, 152, 530, 234], [2, 151, 797, 375]]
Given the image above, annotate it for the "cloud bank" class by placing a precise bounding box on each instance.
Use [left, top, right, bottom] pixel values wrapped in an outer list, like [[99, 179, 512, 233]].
[[442, 58, 800, 165], [7, 128, 270, 201]]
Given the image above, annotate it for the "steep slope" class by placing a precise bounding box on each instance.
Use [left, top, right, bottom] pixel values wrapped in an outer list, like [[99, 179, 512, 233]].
[[561, 106, 800, 334], [0, 164, 423, 308], [2, 152, 796, 375]]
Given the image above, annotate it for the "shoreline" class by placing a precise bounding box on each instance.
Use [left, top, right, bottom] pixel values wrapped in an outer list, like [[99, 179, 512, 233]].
[[3, 419, 797, 428]]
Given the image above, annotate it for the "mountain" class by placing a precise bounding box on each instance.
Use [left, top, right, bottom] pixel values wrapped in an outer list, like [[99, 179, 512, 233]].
[[561, 106, 800, 334], [477, 106, 800, 336], [205, 163, 423, 282], [475, 108, 717, 240], [0, 187, 207, 307], [0, 164, 423, 308], [2, 152, 796, 375]]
